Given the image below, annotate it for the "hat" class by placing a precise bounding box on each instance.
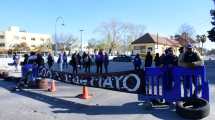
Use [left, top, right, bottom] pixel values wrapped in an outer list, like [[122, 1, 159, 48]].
[[186, 44, 193, 48]]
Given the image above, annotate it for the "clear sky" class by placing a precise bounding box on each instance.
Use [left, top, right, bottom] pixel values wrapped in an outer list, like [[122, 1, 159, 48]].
[[0, 0, 215, 49]]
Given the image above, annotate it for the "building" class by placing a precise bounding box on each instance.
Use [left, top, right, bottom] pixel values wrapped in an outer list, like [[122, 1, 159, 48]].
[[0, 26, 52, 53], [131, 33, 185, 57]]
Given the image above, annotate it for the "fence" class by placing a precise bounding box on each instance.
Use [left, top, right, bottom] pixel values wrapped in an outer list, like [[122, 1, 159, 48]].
[[138, 66, 209, 102], [21, 64, 210, 102]]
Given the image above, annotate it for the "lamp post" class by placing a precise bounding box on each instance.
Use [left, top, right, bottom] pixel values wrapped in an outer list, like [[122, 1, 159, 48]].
[[54, 16, 65, 55], [80, 29, 84, 52], [200, 35, 206, 55]]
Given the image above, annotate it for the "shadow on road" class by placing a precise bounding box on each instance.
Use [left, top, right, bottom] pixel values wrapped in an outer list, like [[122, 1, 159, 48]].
[[0, 80, 184, 120]]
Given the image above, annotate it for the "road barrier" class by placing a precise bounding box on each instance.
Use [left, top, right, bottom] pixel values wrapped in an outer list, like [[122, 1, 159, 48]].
[[138, 66, 209, 102], [25, 65, 209, 102]]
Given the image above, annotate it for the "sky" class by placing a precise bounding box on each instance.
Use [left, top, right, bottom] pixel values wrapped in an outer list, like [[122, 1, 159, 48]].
[[0, 0, 215, 49]]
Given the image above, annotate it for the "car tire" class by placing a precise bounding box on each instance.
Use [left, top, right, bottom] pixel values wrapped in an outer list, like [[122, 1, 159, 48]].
[[176, 97, 210, 119]]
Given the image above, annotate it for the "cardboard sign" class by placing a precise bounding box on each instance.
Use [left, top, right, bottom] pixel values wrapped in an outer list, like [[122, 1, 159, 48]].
[[38, 67, 145, 94]]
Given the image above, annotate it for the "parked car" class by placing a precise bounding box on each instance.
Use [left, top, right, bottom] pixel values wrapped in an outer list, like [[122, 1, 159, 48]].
[[112, 55, 132, 62]]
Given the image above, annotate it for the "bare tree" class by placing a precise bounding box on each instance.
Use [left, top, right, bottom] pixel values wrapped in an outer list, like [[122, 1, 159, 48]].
[[178, 24, 196, 38], [95, 20, 125, 54], [95, 20, 146, 54], [64, 35, 79, 52], [123, 23, 146, 51], [55, 34, 79, 52]]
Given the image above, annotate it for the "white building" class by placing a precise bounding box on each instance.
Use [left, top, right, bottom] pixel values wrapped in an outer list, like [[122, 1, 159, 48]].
[[0, 26, 52, 52]]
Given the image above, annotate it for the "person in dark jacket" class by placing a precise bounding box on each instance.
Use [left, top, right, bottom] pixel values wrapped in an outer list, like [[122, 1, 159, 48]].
[[103, 52, 109, 73], [22, 54, 29, 66], [36, 53, 44, 68], [145, 51, 153, 67], [160, 48, 178, 67], [47, 53, 54, 69], [182, 44, 203, 97], [160, 47, 178, 90], [96, 50, 103, 74], [76, 53, 81, 70], [154, 53, 160, 67], [133, 54, 142, 71], [82, 52, 87, 71], [84, 52, 92, 73], [70, 53, 78, 74]]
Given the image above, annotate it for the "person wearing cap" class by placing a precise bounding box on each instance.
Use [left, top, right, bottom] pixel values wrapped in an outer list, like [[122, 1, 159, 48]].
[[182, 44, 203, 97], [182, 44, 203, 67]]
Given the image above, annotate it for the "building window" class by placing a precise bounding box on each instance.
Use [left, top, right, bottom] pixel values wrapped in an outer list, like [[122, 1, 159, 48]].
[[134, 46, 140, 50], [31, 37, 36, 41], [140, 46, 146, 49], [148, 47, 153, 52], [14, 36, 19, 40], [40, 38, 44, 41], [0, 43, 5, 47], [21, 37, 26, 40], [0, 35, 5, 39]]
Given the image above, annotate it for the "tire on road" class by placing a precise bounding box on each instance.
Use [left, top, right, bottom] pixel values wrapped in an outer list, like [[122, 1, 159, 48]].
[[176, 97, 210, 119]]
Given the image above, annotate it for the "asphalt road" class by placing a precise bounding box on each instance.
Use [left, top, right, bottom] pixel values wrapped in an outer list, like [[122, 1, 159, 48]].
[[0, 62, 214, 120]]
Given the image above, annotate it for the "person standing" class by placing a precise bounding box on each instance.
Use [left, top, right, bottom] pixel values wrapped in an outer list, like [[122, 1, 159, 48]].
[[96, 50, 103, 74], [82, 52, 87, 71], [13, 53, 20, 72], [160, 47, 178, 90], [62, 52, 68, 69], [84, 52, 92, 73], [70, 53, 78, 74], [133, 54, 142, 71], [103, 52, 109, 73], [182, 44, 203, 97], [145, 51, 153, 67], [154, 53, 160, 67], [57, 53, 63, 71], [47, 53, 54, 69], [178, 47, 185, 66], [76, 53, 82, 70], [36, 53, 44, 69]]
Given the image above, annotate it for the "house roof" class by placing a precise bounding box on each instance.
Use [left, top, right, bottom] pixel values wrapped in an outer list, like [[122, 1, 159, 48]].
[[131, 33, 181, 47]]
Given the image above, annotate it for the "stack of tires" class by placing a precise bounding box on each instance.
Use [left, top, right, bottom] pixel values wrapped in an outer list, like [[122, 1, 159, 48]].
[[176, 97, 210, 119]]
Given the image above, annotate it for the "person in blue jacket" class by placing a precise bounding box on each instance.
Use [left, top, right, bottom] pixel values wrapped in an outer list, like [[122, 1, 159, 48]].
[[133, 54, 142, 71], [62, 52, 68, 69], [57, 53, 63, 71]]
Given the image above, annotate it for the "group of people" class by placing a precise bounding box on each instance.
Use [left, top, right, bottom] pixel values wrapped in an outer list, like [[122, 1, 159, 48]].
[[133, 43, 202, 70], [133, 44, 203, 104], [50, 50, 109, 74]]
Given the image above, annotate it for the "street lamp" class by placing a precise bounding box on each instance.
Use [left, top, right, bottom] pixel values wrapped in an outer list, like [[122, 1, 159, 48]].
[[54, 16, 65, 55], [80, 29, 84, 52], [200, 35, 206, 55]]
